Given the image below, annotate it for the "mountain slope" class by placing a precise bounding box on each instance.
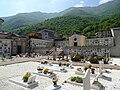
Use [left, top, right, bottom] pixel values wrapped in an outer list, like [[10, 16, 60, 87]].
[[10, 16, 99, 36], [58, 7, 94, 17], [11, 13, 120, 38], [80, 0, 120, 16], [1, 0, 120, 31], [2, 12, 58, 31]]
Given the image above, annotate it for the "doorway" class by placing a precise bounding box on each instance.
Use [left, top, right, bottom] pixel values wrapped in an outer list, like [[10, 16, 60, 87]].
[[17, 45, 22, 54]]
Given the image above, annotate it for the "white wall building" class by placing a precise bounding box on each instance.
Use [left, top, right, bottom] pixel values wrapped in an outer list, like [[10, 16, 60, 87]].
[[0, 39, 12, 58]]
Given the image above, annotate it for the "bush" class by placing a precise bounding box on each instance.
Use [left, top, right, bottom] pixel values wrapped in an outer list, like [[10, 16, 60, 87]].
[[96, 56, 104, 61], [44, 61, 48, 64], [76, 77, 83, 83], [71, 76, 83, 83], [89, 56, 99, 64], [59, 62, 62, 66], [71, 54, 82, 62], [71, 76, 77, 81], [66, 63, 70, 67], [63, 63, 66, 66]]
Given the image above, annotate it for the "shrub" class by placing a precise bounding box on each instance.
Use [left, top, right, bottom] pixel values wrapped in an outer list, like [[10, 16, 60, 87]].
[[75, 77, 83, 83], [44, 61, 48, 64], [71, 76, 83, 83], [59, 62, 62, 66], [96, 56, 104, 61], [66, 63, 70, 67], [71, 76, 77, 81], [63, 63, 66, 66], [89, 56, 99, 64], [71, 54, 82, 62]]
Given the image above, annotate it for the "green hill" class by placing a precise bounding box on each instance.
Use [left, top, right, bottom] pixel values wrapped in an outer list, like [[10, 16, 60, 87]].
[[2, 12, 58, 31], [11, 16, 99, 37], [1, 0, 120, 31], [11, 13, 120, 38]]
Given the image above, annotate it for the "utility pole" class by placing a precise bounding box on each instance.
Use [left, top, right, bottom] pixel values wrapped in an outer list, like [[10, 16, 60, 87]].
[[28, 37, 31, 57], [53, 40, 56, 60]]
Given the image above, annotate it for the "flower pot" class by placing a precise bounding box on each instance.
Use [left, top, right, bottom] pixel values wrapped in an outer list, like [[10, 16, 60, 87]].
[[23, 78, 28, 82], [53, 82, 57, 85]]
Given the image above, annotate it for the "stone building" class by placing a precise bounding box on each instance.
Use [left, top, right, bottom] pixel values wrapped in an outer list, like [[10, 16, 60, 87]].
[[38, 29, 58, 40], [110, 27, 120, 57], [69, 34, 86, 47], [0, 38, 12, 58], [64, 33, 112, 57], [30, 38, 53, 55], [0, 18, 29, 57], [1, 17, 120, 57], [12, 37, 29, 55], [96, 30, 112, 38]]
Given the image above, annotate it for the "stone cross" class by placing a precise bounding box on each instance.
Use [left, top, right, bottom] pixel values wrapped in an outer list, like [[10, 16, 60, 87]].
[[83, 69, 90, 90]]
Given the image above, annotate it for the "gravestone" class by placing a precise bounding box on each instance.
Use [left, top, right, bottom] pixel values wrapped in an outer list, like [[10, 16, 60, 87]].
[[83, 69, 90, 90]]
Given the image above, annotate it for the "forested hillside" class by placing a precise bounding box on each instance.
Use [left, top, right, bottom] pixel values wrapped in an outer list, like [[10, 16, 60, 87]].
[[2, 0, 120, 32], [1, 0, 120, 38], [11, 13, 120, 37]]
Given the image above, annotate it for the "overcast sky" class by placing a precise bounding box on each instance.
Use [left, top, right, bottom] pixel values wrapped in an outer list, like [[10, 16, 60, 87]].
[[0, 0, 112, 17]]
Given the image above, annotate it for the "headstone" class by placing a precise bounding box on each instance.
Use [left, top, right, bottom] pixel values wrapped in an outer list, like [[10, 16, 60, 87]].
[[99, 60, 104, 73], [83, 69, 90, 90]]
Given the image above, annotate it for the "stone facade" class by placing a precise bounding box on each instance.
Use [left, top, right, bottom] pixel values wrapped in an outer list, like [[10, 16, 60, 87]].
[[30, 38, 53, 55], [96, 30, 112, 38], [38, 29, 58, 40], [110, 28, 120, 57], [12, 37, 29, 55], [69, 34, 86, 47], [66, 33, 112, 57], [86, 37, 114, 46], [0, 19, 29, 57], [0, 39, 12, 58]]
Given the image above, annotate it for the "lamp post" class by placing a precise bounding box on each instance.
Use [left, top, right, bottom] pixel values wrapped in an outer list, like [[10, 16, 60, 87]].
[[28, 38, 31, 57], [53, 40, 56, 60]]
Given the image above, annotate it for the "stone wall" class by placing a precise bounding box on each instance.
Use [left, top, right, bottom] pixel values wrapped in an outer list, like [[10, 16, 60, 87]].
[[111, 28, 120, 57]]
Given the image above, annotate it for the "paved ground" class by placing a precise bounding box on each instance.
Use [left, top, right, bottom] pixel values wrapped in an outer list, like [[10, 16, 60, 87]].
[[0, 56, 120, 70]]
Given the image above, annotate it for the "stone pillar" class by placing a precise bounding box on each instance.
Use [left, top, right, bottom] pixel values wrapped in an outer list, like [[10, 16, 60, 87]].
[[53, 47, 56, 60], [99, 59, 104, 72], [83, 69, 90, 90]]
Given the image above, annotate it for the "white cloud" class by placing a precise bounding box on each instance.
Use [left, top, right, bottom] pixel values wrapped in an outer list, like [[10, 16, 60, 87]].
[[99, 0, 113, 4], [74, 1, 84, 7]]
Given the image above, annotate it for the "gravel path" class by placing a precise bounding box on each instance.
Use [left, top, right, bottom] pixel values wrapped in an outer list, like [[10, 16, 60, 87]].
[[0, 60, 120, 90], [0, 56, 120, 70]]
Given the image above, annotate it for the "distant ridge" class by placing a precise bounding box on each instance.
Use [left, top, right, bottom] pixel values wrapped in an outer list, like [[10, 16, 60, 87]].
[[1, 0, 120, 32]]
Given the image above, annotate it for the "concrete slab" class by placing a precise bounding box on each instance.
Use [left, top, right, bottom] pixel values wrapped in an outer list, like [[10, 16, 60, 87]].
[[33, 72, 56, 78], [9, 76, 38, 88], [44, 84, 62, 90]]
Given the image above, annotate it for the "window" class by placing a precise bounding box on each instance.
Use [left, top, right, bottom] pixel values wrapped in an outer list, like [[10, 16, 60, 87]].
[[4, 44, 7, 46], [74, 38, 77, 41]]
